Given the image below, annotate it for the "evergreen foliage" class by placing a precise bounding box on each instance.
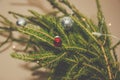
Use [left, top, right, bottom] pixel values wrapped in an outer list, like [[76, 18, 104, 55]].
[[0, 0, 120, 80]]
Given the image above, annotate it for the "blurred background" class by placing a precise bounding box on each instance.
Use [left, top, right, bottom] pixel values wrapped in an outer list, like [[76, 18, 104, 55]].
[[0, 0, 120, 80]]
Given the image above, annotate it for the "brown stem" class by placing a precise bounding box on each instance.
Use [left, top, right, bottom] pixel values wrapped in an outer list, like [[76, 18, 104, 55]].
[[101, 46, 113, 80]]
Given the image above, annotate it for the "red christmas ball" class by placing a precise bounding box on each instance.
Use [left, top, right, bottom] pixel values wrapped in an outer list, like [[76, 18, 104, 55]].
[[54, 36, 62, 47]]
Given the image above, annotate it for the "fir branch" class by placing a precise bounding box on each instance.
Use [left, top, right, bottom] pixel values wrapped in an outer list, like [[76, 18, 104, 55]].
[[83, 63, 104, 77], [73, 67, 85, 79], [96, 1, 113, 79], [78, 54, 91, 63], [8, 11, 27, 18], [0, 20, 9, 26], [0, 0, 119, 80], [66, 63, 78, 79], [0, 31, 12, 48], [53, 18, 70, 45], [17, 25, 54, 47], [77, 34, 101, 55], [64, 58, 77, 64], [0, 15, 17, 32], [43, 52, 67, 66], [11, 53, 34, 61], [28, 10, 50, 29], [60, 0, 98, 33], [28, 10, 41, 17], [71, 16, 99, 45], [110, 44, 120, 67], [26, 24, 54, 40], [96, 0, 111, 47], [47, 0, 68, 15], [28, 10, 70, 45], [111, 48, 118, 62], [0, 14, 13, 25], [111, 40, 120, 49], [23, 36, 35, 51], [86, 19, 98, 32], [11, 52, 57, 62], [0, 27, 13, 32], [73, 55, 79, 62], [60, 0, 85, 18], [64, 46, 99, 57], [101, 46, 113, 80]]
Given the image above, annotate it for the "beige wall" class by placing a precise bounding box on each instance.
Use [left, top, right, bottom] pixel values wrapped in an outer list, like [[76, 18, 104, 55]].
[[0, 0, 120, 80]]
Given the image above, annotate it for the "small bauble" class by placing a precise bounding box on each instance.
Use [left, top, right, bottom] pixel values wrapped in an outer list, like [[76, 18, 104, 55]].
[[16, 18, 26, 26], [54, 36, 62, 47], [60, 16, 74, 30]]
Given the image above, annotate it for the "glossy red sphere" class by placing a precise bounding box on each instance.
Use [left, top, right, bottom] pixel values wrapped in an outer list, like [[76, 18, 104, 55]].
[[54, 36, 62, 47]]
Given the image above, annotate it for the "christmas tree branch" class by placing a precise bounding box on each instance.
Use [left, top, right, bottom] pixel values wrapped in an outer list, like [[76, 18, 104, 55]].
[[47, 0, 68, 15], [0, 15, 13, 26], [111, 40, 120, 49], [28, 10, 50, 30], [96, 0, 111, 47], [59, 0, 86, 18], [73, 67, 85, 79], [71, 16, 99, 45], [11, 52, 57, 64], [64, 46, 98, 57], [66, 63, 78, 79], [43, 52, 67, 66], [111, 41, 120, 62], [112, 48, 118, 62], [101, 46, 113, 80], [0, 31, 12, 47], [8, 11, 27, 18], [82, 62, 103, 76], [33, 12, 70, 45], [0, 0, 119, 80], [64, 58, 77, 64], [60, 0, 99, 33], [96, 1, 114, 79], [17, 25, 54, 46]]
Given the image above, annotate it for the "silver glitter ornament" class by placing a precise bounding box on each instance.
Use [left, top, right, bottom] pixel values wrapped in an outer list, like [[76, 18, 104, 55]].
[[16, 18, 26, 26], [60, 16, 74, 30]]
